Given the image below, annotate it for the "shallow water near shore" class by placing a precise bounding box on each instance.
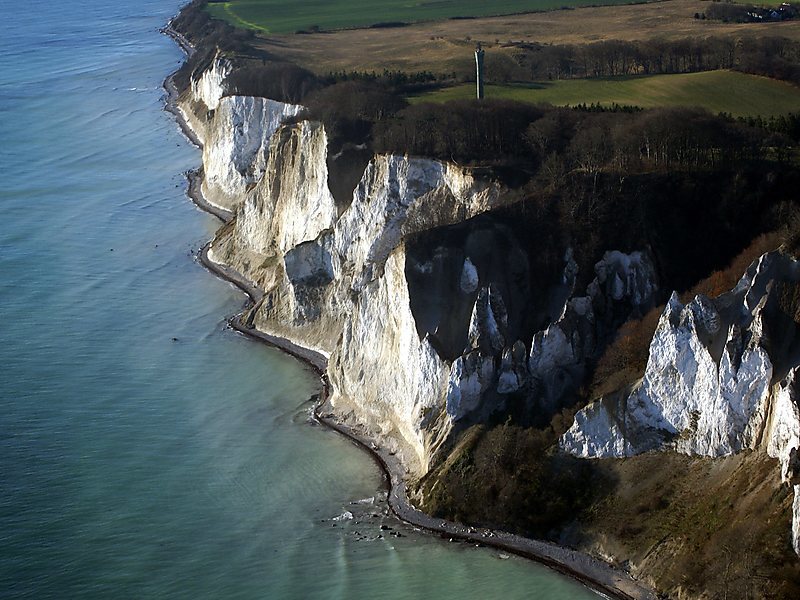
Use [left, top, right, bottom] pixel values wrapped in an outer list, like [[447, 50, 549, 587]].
[[0, 1, 599, 598]]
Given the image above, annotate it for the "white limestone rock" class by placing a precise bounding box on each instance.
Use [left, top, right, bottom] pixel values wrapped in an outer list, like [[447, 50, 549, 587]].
[[497, 341, 529, 394], [562, 395, 632, 458], [322, 152, 510, 468], [191, 53, 232, 111], [327, 249, 451, 473], [529, 298, 592, 376], [334, 156, 445, 289], [588, 250, 657, 307], [236, 121, 337, 255], [202, 95, 303, 210], [283, 236, 334, 286], [333, 155, 505, 291], [446, 350, 496, 421], [460, 257, 479, 293], [562, 252, 800, 461], [528, 251, 655, 411], [445, 287, 517, 419], [467, 285, 507, 354], [563, 290, 774, 458], [767, 368, 800, 481]]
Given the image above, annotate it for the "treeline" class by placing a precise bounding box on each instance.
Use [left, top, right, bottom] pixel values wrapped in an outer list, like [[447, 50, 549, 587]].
[[371, 100, 789, 171], [225, 67, 448, 102], [515, 35, 800, 86], [727, 112, 800, 142], [303, 81, 408, 148], [374, 100, 542, 163], [169, 1, 799, 174], [705, 2, 798, 23], [226, 64, 321, 104], [323, 69, 446, 92], [735, 37, 800, 87]]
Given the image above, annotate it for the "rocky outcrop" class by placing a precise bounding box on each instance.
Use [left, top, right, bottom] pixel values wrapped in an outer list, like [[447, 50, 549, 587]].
[[201, 96, 303, 210], [767, 368, 800, 554], [562, 252, 800, 458], [178, 55, 304, 211], [180, 56, 670, 485], [208, 112, 518, 470], [237, 121, 336, 255], [529, 251, 657, 416], [191, 52, 231, 111], [562, 251, 800, 554], [191, 76, 666, 472]]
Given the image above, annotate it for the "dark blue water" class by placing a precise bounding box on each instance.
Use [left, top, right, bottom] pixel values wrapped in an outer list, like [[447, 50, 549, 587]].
[[0, 1, 599, 598]]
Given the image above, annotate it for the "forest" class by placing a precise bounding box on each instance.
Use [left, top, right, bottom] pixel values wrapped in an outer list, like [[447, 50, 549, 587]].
[[497, 35, 800, 86]]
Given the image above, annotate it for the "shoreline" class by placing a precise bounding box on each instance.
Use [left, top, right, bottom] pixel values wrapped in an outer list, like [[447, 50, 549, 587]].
[[162, 26, 655, 600]]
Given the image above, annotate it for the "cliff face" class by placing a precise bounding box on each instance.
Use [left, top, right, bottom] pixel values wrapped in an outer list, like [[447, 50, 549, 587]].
[[215, 132, 516, 471], [190, 52, 231, 111], [180, 57, 662, 474], [177, 56, 304, 211], [202, 96, 304, 211], [562, 251, 800, 554], [178, 56, 800, 564]]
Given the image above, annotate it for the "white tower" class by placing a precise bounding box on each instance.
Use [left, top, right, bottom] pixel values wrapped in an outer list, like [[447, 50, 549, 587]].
[[475, 44, 485, 100]]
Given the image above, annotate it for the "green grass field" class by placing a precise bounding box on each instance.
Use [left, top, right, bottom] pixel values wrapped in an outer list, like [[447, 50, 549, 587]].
[[410, 70, 800, 117], [206, 0, 642, 34]]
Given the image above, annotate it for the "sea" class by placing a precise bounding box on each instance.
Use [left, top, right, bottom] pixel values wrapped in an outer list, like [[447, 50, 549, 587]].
[[0, 1, 600, 598]]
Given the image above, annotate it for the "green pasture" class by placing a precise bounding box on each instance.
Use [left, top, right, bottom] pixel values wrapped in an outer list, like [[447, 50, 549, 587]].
[[410, 70, 800, 117], [205, 0, 641, 34]]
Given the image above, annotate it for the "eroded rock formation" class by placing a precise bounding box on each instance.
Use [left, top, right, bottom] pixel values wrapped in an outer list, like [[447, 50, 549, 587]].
[[176, 51, 800, 569], [562, 251, 800, 554], [178, 56, 660, 475]]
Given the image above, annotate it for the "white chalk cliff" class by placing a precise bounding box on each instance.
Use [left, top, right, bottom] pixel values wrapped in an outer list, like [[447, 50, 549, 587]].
[[191, 52, 232, 111], [562, 251, 800, 554], [180, 55, 304, 211], [180, 58, 800, 555], [222, 147, 523, 472], [201, 96, 303, 211], [180, 57, 663, 474]]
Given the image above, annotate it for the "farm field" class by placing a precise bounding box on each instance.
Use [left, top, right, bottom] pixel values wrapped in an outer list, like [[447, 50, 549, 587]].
[[206, 0, 647, 33], [253, 0, 800, 77], [410, 70, 800, 117]]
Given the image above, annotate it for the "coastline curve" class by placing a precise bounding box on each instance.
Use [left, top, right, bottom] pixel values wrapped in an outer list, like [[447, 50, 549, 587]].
[[161, 25, 656, 600]]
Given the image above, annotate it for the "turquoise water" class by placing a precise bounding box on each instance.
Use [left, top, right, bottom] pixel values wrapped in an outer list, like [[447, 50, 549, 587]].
[[0, 2, 599, 598]]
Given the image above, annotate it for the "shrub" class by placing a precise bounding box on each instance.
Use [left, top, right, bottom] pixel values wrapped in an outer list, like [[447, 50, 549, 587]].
[[421, 422, 604, 537]]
